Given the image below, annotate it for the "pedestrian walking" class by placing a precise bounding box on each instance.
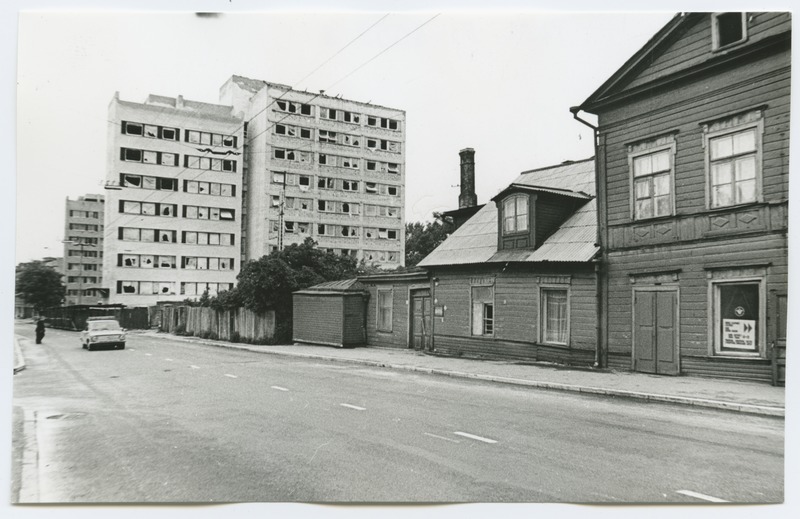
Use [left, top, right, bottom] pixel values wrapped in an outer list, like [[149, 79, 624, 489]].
[[35, 319, 45, 344]]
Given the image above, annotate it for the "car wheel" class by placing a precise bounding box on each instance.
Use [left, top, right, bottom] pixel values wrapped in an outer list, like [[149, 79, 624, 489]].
[[82, 342, 87, 349]]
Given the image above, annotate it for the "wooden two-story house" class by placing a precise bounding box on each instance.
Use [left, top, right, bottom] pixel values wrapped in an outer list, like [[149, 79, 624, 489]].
[[575, 12, 790, 382]]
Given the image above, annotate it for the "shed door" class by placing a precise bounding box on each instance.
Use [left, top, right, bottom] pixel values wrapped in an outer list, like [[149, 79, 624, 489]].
[[411, 290, 431, 351], [633, 290, 678, 375]]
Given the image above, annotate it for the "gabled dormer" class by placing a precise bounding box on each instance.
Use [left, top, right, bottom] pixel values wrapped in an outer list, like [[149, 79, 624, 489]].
[[491, 184, 592, 252]]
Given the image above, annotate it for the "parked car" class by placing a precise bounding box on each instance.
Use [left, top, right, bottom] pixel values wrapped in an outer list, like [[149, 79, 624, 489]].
[[81, 318, 126, 351]]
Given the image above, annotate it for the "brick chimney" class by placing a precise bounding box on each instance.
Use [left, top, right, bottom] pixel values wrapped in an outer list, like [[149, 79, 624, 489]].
[[458, 148, 477, 208]]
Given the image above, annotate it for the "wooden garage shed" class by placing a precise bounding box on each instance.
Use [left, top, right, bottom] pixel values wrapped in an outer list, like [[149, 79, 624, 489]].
[[292, 279, 368, 347]]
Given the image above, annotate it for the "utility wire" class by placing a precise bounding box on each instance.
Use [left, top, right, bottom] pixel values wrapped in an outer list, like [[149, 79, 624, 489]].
[[96, 13, 435, 244]]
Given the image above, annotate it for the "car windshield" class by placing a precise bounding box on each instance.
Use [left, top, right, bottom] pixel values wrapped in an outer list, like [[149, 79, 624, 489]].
[[88, 321, 121, 331]]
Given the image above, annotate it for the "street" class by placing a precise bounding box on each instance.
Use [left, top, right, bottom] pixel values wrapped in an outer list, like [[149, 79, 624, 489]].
[[11, 322, 784, 504]]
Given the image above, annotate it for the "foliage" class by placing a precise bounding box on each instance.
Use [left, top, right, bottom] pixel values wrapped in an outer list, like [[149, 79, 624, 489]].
[[15, 261, 66, 313], [405, 214, 454, 267], [235, 238, 364, 342]]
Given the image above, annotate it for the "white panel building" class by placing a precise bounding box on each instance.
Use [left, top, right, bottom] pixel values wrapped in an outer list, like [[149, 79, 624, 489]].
[[219, 76, 406, 267], [103, 93, 244, 306]]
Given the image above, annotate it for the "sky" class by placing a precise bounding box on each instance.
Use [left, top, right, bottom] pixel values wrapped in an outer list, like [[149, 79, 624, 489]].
[[10, 6, 683, 265]]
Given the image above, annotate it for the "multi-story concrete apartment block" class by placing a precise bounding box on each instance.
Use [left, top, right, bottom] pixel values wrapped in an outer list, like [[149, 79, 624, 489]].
[[219, 75, 406, 267], [103, 92, 244, 306], [63, 194, 106, 305]]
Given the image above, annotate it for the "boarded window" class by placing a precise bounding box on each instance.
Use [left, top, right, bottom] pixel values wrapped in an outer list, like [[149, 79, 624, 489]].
[[377, 290, 393, 332]]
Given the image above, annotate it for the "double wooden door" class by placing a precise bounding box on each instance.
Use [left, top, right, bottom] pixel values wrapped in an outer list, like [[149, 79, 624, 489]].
[[633, 289, 679, 375]]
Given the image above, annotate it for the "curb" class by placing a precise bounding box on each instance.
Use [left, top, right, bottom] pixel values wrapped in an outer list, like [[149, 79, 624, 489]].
[[13, 335, 27, 374], [145, 332, 785, 418]]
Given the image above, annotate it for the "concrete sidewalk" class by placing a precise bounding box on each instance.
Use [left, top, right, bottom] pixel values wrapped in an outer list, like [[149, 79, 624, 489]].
[[138, 330, 785, 417]]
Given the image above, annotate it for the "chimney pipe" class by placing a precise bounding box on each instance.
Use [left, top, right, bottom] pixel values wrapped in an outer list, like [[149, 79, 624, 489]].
[[458, 148, 477, 208]]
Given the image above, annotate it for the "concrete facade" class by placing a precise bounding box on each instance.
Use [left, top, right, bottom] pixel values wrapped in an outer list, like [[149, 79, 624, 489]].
[[63, 194, 106, 305], [103, 93, 244, 306], [219, 75, 406, 267]]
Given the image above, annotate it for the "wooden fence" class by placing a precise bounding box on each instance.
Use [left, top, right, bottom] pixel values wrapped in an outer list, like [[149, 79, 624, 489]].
[[158, 305, 275, 343], [42, 305, 151, 331]]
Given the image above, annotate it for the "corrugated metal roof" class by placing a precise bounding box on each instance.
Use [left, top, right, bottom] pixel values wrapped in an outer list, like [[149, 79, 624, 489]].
[[419, 158, 598, 267], [294, 278, 367, 294]]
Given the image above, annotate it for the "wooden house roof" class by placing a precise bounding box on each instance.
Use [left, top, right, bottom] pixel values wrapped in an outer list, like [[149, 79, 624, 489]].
[[418, 158, 598, 268]]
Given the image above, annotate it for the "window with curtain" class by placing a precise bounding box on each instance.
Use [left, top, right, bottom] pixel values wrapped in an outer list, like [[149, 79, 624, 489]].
[[542, 289, 568, 344], [502, 194, 528, 234]]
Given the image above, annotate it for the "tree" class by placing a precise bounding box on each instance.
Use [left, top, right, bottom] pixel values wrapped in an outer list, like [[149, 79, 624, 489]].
[[235, 238, 362, 341], [16, 261, 66, 313], [405, 214, 454, 267]]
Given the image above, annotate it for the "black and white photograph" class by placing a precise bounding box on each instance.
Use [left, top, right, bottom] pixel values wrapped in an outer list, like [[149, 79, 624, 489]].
[[2, 0, 795, 517]]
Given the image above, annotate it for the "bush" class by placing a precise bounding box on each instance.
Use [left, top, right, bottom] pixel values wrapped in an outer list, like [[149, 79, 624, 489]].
[[174, 323, 186, 336], [231, 331, 241, 343]]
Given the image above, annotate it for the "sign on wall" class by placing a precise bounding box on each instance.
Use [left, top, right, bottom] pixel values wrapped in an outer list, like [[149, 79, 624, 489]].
[[722, 319, 757, 350]]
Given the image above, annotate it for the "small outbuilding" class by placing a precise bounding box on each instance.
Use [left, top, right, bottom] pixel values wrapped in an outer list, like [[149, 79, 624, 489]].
[[292, 279, 369, 347]]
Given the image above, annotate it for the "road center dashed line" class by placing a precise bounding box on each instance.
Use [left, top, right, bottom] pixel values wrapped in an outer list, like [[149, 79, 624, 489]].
[[340, 403, 366, 411], [676, 490, 728, 503], [165, 358, 173, 362], [224, 374, 238, 379], [454, 431, 498, 444], [144, 353, 152, 357], [424, 432, 461, 443], [271, 386, 289, 392], [189, 365, 200, 369]]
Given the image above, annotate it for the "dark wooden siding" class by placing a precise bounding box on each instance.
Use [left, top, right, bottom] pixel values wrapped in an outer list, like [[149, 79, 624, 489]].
[[293, 294, 344, 346], [364, 282, 412, 349], [625, 13, 791, 91], [429, 264, 597, 365], [601, 51, 790, 228], [341, 295, 366, 345], [535, 195, 582, 246], [605, 233, 786, 381]]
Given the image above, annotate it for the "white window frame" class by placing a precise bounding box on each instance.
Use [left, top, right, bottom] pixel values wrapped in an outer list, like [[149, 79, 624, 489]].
[[702, 112, 764, 210], [627, 135, 676, 221], [708, 271, 767, 359], [539, 286, 570, 346], [502, 193, 529, 234], [470, 283, 495, 337], [712, 13, 748, 51]]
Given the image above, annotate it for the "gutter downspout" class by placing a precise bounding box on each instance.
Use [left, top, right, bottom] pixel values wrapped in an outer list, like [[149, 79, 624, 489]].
[[570, 106, 607, 369]]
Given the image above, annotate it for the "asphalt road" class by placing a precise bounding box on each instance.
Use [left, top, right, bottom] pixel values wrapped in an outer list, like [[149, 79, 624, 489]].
[[11, 323, 784, 504]]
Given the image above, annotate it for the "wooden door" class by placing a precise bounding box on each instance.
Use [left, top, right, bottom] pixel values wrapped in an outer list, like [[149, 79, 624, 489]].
[[411, 291, 431, 351], [634, 290, 678, 375]]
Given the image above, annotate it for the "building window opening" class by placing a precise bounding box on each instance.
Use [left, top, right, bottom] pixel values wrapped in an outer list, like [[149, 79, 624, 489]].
[[471, 285, 494, 336], [377, 289, 393, 332], [714, 13, 746, 49], [714, 281, 761, 356], [542, 289, 568, 345], [709, 128, 758, 207], [503, 194, 529, 234]]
